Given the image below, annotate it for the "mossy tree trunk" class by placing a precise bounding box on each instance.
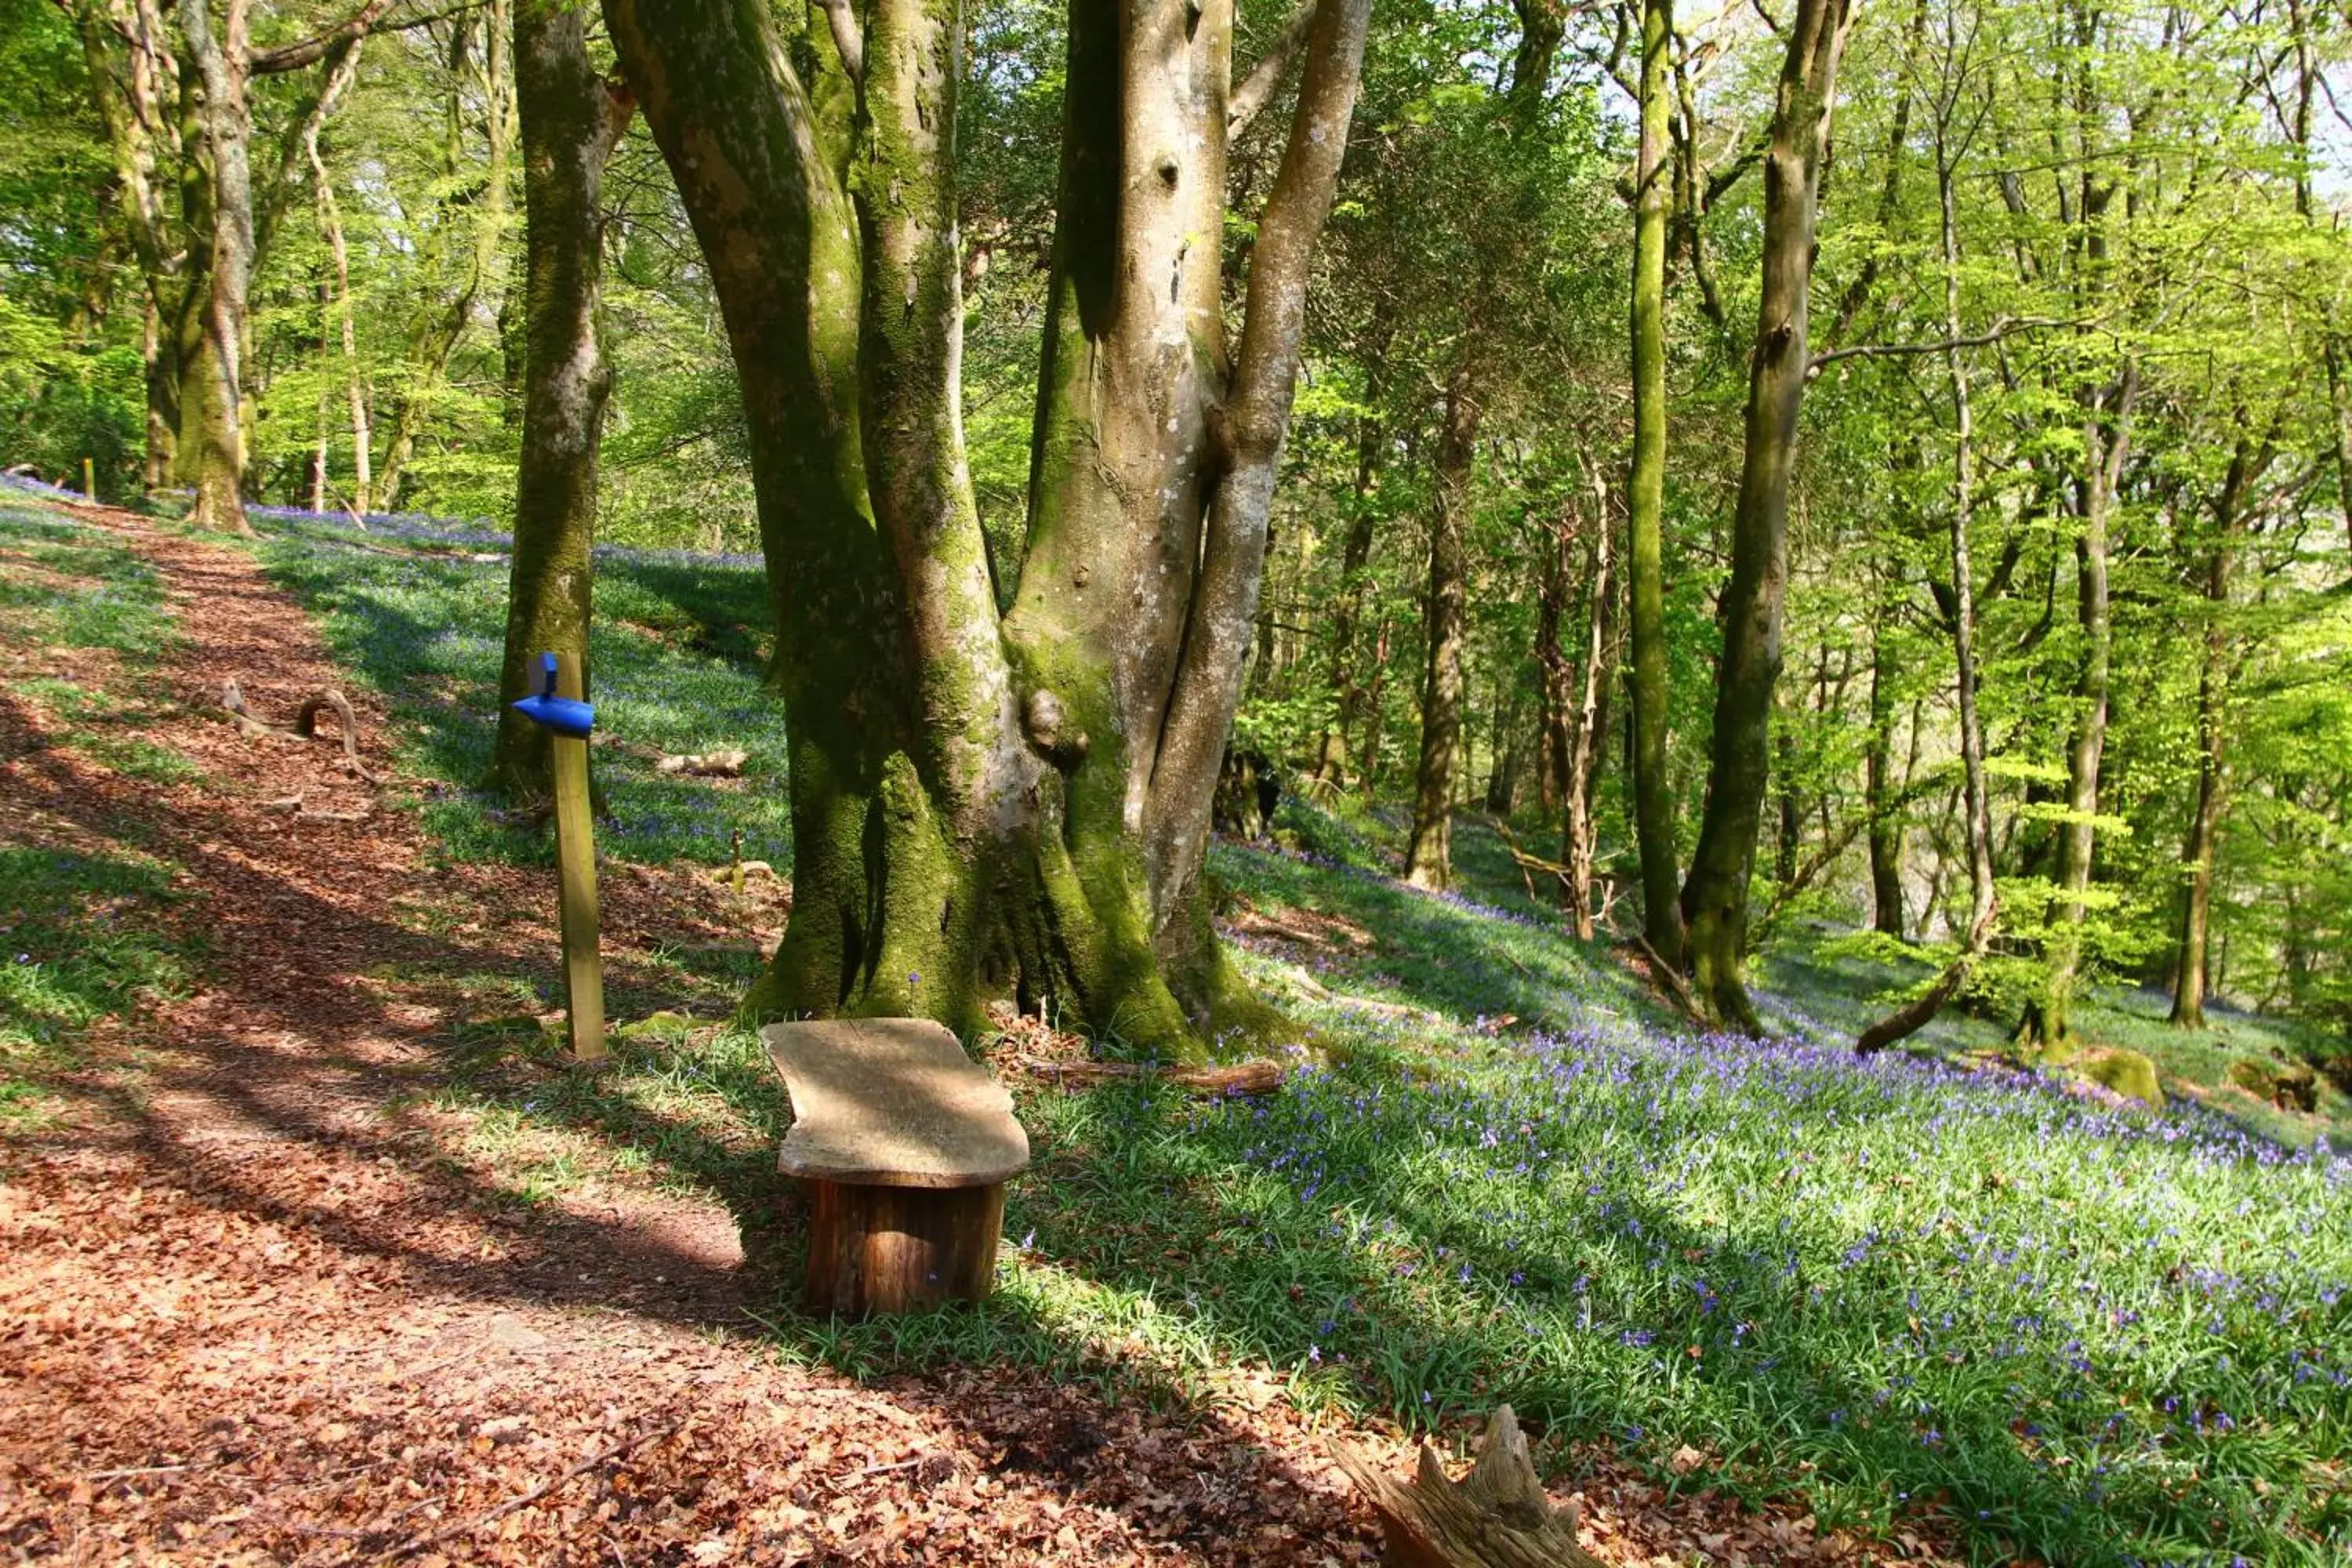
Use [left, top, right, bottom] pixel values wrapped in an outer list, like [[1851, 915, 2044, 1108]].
[[489, 0, 632, 806], [177, 0, 255, 534], [1677, 0, 1853, 1034], [604, 0, 1368, 1059], [1624, 0, 1683, 972]]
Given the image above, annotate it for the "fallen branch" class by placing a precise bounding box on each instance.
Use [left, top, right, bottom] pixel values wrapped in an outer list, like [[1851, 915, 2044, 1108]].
[[261, 793, 374, 824], [1627, 936, 1704, 1023], [656, 747, 747, 777], [1009, 1054, 1289, 1095], [220, 680, 383, 784], [376, 1418, 680, 1563]]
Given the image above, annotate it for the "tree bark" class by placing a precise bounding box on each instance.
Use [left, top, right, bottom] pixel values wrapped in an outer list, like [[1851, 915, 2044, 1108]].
[[1403, 369, 1479, 891], [2169, 437, 2262, 1027], [307, 114, 371, 514], [1314, 364, 1389, 787], [1679, 0, 1853, 1033], [605, 0, 1368, 1057], [376, 5, 516, 510], [177, 0, 255, 534], [1563, 470, 1615, 939], [1624, 0, 1683, 971], [489, 0, 633, 804], [1864, 573, 1905, 936], [1861, 149, 1999, 1057]]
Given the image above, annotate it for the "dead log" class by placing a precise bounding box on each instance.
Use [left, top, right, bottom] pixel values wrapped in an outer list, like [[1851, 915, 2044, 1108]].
[[1331, 1406, 1602, 1568], [655, 746, 748, 776]]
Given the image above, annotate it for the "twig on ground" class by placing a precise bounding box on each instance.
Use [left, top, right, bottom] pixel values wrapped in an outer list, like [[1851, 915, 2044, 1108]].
[[374, 1418, 681, 1563]]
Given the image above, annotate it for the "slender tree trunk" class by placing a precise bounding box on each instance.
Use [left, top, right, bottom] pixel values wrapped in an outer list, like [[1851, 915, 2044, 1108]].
[[1535, 502, 1574, 817], [1563, 474, 1615, 938], [1403, 369, 1478, 891], [489, 1, 632, 804], [307, 115, 371, 515], [1625, 0, 1683, 969], [1679, 0, 1853, 1033], [2029, 364, 2136, 1048], [604, 0, 1368, 1056], [2170, 438, 2259, 1026], [1864, 575, 1906, 935], [377, 3, 515, 510]]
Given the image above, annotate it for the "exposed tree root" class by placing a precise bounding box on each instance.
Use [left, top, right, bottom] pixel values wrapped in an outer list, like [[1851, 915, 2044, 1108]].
[[1006, 1054, 1290, 1095], [220, 679, 382, 784]]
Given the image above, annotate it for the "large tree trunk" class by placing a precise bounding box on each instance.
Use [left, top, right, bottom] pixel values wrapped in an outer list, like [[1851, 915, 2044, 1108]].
[[1403, 369, 1479, 891], [489, 1, 632, 804], [605, 0, 1367, 1058], [178, 0, 254, 535], [1624, 0, 1683, 971], [1679, 0, 1853, 1033]]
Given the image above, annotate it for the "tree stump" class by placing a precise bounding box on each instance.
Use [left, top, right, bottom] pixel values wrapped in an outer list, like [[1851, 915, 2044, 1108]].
[[762, 1019, 1029, 1315], [1331, 1406, 1603, 1568]]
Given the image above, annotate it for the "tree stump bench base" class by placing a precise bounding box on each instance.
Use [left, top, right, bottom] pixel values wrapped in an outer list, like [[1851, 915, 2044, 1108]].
[[762, 1019, 1029, 1316]]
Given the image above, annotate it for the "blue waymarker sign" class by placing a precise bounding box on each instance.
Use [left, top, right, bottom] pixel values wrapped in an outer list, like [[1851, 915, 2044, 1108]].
[[511, 651, 594, 738]]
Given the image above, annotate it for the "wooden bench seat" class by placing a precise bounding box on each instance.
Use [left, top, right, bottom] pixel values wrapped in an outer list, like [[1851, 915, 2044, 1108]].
[[762, 1018, 1029, 1315]]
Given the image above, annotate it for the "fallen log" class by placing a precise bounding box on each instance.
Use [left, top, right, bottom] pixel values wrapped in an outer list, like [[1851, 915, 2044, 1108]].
[[656, 746, 749, 776], [1331, 1406, 1602, 1568]]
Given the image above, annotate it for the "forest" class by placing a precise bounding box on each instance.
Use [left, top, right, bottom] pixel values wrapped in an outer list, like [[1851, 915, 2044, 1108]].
[[2, 0, 2350, 1562]]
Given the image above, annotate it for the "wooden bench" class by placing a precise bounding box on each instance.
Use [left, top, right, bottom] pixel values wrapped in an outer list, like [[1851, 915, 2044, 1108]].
[[761, 1018, 1029, 1315]]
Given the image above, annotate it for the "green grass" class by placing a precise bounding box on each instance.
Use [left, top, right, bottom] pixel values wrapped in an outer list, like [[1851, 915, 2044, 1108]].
[[0, 501, 179, 659], [248, 519, 789, 869], [0, 503, 198, 1124], [0, 840, 196, 1125]]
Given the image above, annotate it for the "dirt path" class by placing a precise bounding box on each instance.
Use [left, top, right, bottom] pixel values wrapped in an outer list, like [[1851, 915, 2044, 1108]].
[[0, 506, 1901, 1566]]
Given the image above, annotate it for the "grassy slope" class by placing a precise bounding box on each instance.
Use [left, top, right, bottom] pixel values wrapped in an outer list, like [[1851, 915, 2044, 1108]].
[[0, 496, 201, 1125], [200, 510, 2352, 1563]]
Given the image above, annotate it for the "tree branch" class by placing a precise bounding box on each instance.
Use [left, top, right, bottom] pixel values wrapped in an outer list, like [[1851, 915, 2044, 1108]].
[[249, 0, 459, 74], [816, 0, 862, 88], [1229, 0, 1318, 137], [1808, 314, 2081, 374]]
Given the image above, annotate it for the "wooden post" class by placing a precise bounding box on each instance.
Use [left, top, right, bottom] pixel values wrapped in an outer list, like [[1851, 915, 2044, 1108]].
[[549, 650, 605, 1062], [82, 457, 95, 502]]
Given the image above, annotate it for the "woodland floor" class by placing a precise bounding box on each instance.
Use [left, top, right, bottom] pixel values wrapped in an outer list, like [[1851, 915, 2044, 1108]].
[[0, 500, 1947, 1565]]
